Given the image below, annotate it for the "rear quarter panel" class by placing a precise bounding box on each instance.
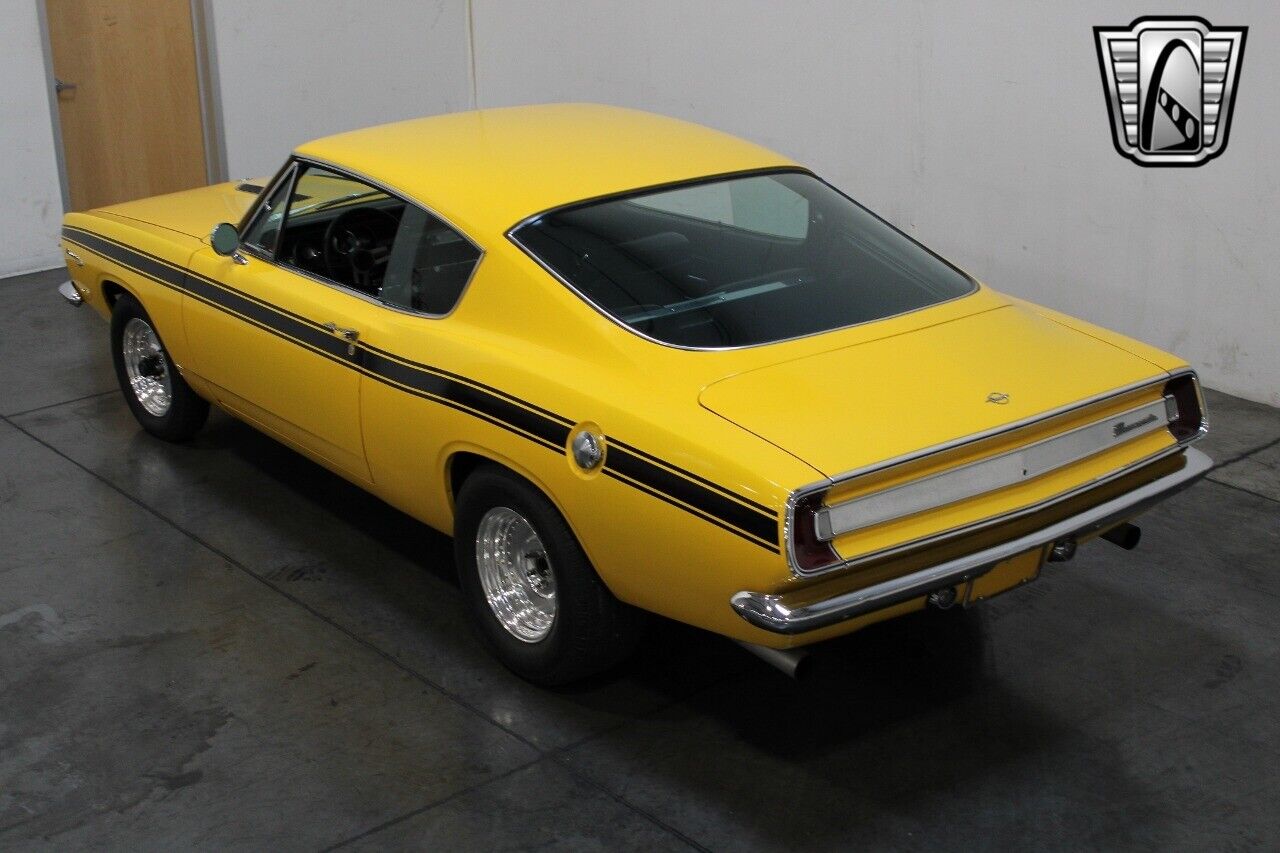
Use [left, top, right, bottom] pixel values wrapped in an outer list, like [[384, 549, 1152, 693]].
[[1009, 294, 1190, 374], [358, 249, 820, 643]]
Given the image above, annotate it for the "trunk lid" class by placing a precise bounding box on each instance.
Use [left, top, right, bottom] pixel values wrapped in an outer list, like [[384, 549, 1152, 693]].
[[699, 305, 1167, 478], [94, 181, 263, 239]]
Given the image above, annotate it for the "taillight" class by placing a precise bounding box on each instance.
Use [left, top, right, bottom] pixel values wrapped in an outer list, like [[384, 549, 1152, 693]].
[[790, 491, 840, 572], [1164, 374, 1206, 443]]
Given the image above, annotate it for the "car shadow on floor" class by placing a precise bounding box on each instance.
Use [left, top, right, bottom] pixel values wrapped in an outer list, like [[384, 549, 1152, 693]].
[[170, 409, 993, 721], [108, 406, 1251, 848]]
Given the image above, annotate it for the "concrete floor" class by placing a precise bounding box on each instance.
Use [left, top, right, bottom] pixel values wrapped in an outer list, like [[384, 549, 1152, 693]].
[[1, 266, 1278, 851]]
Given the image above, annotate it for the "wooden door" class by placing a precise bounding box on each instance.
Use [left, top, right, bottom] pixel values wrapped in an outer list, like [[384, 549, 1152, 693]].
[[45, 0, 209, 211]]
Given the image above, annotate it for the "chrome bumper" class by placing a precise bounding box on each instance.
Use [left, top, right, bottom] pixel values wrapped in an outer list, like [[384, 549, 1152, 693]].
[[58, 280, 84, 307], [732, 447, 1213, 635]]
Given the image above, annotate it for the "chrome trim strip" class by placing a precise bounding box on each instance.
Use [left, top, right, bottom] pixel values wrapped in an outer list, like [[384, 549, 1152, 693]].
[[784, 368, 1203, 576], [57, 280, 83, 307], [827, 371, 1188, 487], [815, 397, 1172, 540], [734, 447, 1212, 635], [797, 442, 1185, 577], [236, 161, 298, 244]]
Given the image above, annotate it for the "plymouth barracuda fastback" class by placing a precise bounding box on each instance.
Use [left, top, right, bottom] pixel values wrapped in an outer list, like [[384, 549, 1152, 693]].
[[57, 104, 1210, 683]]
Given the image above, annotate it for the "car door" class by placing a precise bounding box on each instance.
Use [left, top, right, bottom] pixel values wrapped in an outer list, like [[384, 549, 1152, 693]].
[[342, 195, 485, 531], [183, 161, 408, 482]]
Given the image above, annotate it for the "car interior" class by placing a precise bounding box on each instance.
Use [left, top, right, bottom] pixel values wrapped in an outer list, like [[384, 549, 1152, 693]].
[[250, 173, 481, 315]]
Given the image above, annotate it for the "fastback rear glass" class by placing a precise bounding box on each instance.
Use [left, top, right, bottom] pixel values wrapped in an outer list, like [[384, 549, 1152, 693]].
[[512, 171, 976, 348]]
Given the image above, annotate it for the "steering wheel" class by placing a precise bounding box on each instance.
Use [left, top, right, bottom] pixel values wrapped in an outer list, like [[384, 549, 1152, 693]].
[[323, 207, 400, 293]]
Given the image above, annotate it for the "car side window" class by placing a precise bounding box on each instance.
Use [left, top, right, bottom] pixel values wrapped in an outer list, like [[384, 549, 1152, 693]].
[[274, 165, 404, 296], [242, 161, 480, 314], [380, 206, 482, 315], [240, 171, 294, 255]]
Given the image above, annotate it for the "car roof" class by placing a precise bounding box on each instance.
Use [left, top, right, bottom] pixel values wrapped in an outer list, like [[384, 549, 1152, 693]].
[[293, 103, 797, 243]]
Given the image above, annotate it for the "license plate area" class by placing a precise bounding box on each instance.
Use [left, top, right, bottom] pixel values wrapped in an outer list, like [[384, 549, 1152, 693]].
[[963, 546, 1047, 606]]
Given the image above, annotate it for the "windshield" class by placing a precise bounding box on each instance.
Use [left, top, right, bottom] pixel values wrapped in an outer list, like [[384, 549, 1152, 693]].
[[511, 171, 976, 348]]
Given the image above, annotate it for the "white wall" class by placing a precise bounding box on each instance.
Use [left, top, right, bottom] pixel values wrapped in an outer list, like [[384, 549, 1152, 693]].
[[1, 0, 471, 276], [0, 2, 66, 277], [470, 0, 1279, 406], [5, 0, 1276, 404], [208, 0, 472, 179]]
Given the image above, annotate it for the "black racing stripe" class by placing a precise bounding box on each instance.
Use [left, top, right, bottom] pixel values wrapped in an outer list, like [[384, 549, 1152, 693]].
[[64, 226, 564, 446], [67, 227, 327, 337], [601, 469, 780, 553], [65, 227, 354, 363], [180, 272, 354, 362], [188, 267, 332, 335], [606, 446, 779, 546], [607, 436, 775, 516], [360, 342, 575, 428], [64, 227, 186, 288], [65, 227, 575, 431], [64, 224, 778, 550], [358, 364, 566, 452], [361, 349, 571, 449]]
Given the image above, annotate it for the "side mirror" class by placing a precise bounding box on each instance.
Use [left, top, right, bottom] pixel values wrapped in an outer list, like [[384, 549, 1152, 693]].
[[210, 222, 245, 261]]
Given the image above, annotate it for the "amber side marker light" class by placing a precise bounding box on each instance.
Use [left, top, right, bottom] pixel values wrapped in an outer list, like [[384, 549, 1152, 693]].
[[1164, 374, 1206, 443]]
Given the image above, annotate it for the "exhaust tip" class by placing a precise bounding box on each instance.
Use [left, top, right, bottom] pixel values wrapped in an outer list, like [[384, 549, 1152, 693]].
[[1049, 537, 1078, 562], [927, 587, 958, 610], [734, 640, 812, 680]]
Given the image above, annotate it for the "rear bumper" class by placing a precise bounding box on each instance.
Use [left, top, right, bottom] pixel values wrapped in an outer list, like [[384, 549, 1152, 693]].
[[731, 446, 1212, 635]]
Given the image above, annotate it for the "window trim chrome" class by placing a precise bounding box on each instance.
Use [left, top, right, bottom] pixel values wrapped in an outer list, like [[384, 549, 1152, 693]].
[[504, 167, 981, 353], [233, 155, 486, 321], [784, 368, 1206, 577], [237, 161, 297, 252]]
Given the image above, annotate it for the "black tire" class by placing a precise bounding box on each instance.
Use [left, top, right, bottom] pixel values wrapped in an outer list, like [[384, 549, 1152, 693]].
[[454, 464, 644, 685], [110, 293, 209, 442]]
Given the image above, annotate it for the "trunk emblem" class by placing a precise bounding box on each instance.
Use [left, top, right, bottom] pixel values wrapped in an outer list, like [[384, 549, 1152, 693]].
[[1113, 413, 1158, 437], [986, 392, 1010, 404]]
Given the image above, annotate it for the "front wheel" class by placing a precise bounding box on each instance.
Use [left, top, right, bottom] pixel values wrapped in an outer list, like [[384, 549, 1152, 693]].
[[110, 293, 209, 441], [454, 465, 644, 685]]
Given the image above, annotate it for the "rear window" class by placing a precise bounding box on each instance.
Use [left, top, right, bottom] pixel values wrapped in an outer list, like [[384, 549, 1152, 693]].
[[511, 171, 976, 348]]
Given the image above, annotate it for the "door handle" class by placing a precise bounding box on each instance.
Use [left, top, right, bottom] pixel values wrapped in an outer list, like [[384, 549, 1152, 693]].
[[55, 78, 77, 95], [321, 322, 360, 355]]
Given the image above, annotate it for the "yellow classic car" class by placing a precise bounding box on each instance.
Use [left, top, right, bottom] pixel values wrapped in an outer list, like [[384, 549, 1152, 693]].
[[57, 104, 1210, 683]]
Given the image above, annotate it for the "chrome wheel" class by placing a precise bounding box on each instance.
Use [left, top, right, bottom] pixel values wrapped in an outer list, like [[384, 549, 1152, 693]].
[[475, 506, 557, 642], [121, 317, 172, 417]]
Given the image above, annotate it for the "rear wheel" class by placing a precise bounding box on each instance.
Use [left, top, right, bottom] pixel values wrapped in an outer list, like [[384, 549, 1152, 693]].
[[454, 464, 643, 685], [110, 294, 209, 441]]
